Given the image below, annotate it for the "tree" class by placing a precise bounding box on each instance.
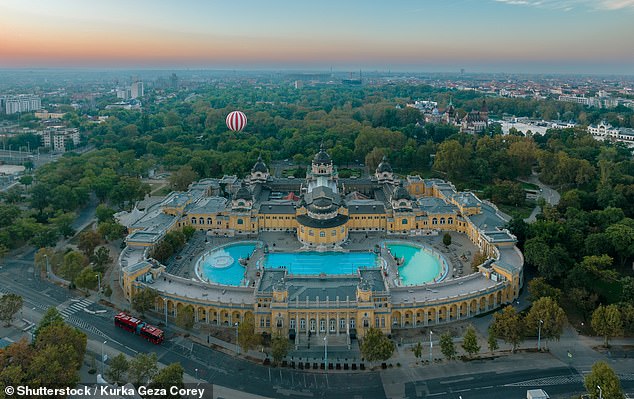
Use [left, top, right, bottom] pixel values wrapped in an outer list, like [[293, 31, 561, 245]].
[[103, 284, 113, 298], [270, 334, 290, 365], [181, 225, 195, 241], [132, 288, 158, 316], [471, 251, 488, 272], [584, 361, 624, 399], [490, 306, 524, 353], [462, 325, 481, 358], [98, 221, 127, 241], [238, 313, 262, 352], [443, 233, 452, 247], [34, 307, 64, 341], [35, 323, 87, 370], [169, 165, 198, 191], [91, 246, 112, 270], [175, 305, 194, 330], [0, 244, 8, 265], [439, 332, 456, 360], [412, 342, 423, 364], [360, 328, 395, 362], [527, 277, 562, 304], [487, 327, 499, 353], [604, 223, 634, 267], [433, 140, 471, 181], [75, 268, 100, 293], [106, 353, 129, 385], [129, 352, 158, 386], [78, 230, 102, 257], [150, 363, 184, 398], [592, 304, 623, 347], [0, 293, 23, 326], [525, 297, 567, 349], [59, 251, 88, 282], [95, 204, 116, 224]]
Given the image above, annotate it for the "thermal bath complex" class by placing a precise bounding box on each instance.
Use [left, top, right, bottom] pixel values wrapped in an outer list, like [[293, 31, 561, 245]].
[[120, 146, 523, 338]]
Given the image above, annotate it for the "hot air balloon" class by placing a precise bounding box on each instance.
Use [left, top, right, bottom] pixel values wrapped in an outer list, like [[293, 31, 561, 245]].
[[226, 111, 247, 132]]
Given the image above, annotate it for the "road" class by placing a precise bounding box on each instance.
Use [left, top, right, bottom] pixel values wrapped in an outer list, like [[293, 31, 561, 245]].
[[519, 173, 561, 223]]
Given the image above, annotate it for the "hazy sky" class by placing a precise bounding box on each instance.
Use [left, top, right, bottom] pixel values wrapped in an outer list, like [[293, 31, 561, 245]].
[[1, 0, 633, 74]]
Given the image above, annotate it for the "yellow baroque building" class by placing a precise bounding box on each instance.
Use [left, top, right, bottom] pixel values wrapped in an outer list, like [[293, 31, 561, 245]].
[[119, 147, 523, 339]]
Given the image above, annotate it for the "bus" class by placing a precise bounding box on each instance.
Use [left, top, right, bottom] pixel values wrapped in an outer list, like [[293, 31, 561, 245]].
[[114, 312, 164, 344]]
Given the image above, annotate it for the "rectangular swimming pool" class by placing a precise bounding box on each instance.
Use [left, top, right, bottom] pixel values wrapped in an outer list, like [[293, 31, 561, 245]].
[[263, 252, 379, 275]]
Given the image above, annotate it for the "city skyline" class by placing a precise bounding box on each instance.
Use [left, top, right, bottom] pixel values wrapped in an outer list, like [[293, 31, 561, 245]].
[[1, 0, 633, 74]]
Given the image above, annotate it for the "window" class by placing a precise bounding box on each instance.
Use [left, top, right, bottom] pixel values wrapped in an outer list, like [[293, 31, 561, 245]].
[[319, 231, 325, 237], [290, 319, 296, 329], [340, 318, 346, 331], [448, 217, 453, 224], [350, 318, 355, 328], [375, 317, 379, 328], [265, 317, 270, 327], [440, 218, 445, 225], [300, 319, 306, 331], [331, 229, 336, 236], [260, 318, 265, 327], [309, 319, 316, 332], [277, 319, 283, 328], [237, 219, 244, 225], [432, 218, 438, 225], [329, 319, 336, 332], [207, 218, 212, 224], [341, 227, 345, 233], [402, 218, 408, 225], [319, 319, 326, 332], [381, 317, 385, 327], [309, 230, 314, 236], [191, 218, 196, 224], [199, 218, 204, 225]]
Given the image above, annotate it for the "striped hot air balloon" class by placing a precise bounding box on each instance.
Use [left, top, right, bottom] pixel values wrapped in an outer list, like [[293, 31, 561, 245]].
[[225, 111, 247, 132]]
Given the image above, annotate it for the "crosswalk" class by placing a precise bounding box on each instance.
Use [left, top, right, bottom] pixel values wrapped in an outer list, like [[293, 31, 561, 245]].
[[65, 314, 109, 339], [58, 298, 93, 318]]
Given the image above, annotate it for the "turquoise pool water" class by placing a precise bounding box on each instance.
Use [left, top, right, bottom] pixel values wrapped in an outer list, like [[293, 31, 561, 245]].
[[200, 243, 256, 285], [263, 252, 378, 275], [386, 243, 443, 285]]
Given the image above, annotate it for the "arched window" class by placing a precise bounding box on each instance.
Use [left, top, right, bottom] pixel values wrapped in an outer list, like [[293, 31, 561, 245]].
[[448, 217, 453, 224], [199, 217, 204, 225], [237, 219, 244, 225], [191, 218, 196, 224], [440, 218, 445, 225], [402, 218, 408, 225], [319, 231, 325, 237], [432, 218, 438, 225], [207, 218, 212, 224]]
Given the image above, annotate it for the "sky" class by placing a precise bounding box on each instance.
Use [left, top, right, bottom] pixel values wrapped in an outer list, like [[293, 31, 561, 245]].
[[0, 0, 633, 74]]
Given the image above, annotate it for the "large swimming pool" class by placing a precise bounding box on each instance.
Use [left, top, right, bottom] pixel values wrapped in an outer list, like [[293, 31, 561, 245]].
[[385, 242, 445, 285], [198, 243, 257, 286], [262, 252, 378, 275]]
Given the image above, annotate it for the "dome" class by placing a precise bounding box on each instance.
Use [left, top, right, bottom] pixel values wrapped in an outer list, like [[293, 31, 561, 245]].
[[376, 156, 392, 173], [234, 186, 252, 201], [313, 144, 332, 165], [252, 154, 268, 173], [392, 182, 410, 201]]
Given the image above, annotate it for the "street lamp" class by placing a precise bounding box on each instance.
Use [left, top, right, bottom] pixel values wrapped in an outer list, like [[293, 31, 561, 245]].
[[429, 330, 433, 363], [96, 273, 101, 298], [597, 385, 603, 399], [537, 319, 544, 351], [43, 254, 50, 279], [324, 335, 328, 371], [162, 297, 168, 326], [235, 322, 240, 355], [195, 368, 198, 380], [101, 340, 107, 375]]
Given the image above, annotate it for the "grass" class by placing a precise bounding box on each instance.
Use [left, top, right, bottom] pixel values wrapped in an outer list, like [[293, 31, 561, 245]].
[[497, 203, 535, 220]]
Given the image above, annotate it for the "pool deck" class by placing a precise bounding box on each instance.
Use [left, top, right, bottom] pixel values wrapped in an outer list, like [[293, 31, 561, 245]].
[[167, 230, 475, 290]]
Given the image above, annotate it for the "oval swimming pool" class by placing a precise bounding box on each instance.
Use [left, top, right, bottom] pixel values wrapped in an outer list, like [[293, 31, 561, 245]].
[[385, 242, 446, 285]]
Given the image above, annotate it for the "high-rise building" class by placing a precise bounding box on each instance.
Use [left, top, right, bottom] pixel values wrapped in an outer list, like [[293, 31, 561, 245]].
[[1, 95, 42, 115], [130, 81, 144, 99]]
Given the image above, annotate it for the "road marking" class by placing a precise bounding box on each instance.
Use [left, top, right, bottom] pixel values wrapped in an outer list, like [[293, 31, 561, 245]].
[[441, 377, 474, 384]]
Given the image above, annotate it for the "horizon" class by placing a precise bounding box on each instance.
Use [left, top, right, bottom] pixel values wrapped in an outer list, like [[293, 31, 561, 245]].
[[1, 0, 633, 75]]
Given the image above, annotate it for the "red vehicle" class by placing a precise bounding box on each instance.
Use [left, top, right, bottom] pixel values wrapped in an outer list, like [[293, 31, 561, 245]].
[[114, 312, 164, 344]]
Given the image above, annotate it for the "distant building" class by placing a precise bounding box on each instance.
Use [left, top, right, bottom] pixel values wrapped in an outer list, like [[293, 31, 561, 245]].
[[1, 95, 42, 115], [460, 100, 489, 134], [558, 94, 617, 109], [38, 127, 80, 152], [294, 80, 304, 89], [588, 121, 634, 147], [130, 81, 144, 99], [35, 111, 66, 119]]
